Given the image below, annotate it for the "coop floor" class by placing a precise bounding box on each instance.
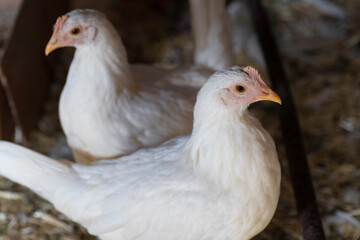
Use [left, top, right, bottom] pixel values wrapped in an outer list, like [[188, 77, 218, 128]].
[[0, 0, 359, 239]]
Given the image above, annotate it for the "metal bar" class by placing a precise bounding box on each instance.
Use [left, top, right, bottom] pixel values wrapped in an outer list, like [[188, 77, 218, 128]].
[[246, 1, 326, 239]]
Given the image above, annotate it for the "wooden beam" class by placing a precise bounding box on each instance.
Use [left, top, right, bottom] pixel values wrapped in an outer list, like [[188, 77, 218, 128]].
[[0, 82, 14, 141], [0, 0, 68, 139]]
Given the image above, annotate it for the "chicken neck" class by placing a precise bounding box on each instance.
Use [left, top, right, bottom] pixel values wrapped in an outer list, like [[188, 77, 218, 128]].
[[186, 91, 280, 191], [68, 22, 136, 95]]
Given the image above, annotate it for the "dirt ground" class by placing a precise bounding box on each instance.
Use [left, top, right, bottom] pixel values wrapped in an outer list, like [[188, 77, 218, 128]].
[[0, 0, 359, 239]]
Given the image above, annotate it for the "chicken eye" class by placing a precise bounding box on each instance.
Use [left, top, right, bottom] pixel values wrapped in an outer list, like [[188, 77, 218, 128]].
[[71, 28, 81, 35], [236, 85, 246, 93]]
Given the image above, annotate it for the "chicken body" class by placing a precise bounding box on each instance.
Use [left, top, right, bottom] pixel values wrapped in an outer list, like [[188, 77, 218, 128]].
[[0, 67, 281, 240], [46, 9, 231, 163], [60, 27, 211, 162]]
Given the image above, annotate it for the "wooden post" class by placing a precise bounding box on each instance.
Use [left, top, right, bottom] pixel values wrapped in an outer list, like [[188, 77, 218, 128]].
[[0, 83, 14, 141], [0, 0, 69, 140]]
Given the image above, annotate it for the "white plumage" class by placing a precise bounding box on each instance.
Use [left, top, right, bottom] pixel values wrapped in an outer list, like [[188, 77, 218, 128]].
[[0, 67, 281, 240], [45, 5, 233, 163]]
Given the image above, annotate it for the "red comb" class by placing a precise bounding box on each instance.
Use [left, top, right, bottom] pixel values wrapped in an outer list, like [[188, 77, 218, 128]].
[[53, 15, 69, 34], [243, 66, 268, 88]]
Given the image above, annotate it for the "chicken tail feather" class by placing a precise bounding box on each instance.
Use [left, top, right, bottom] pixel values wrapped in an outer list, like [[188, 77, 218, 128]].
[[0, 141, 76, 200]]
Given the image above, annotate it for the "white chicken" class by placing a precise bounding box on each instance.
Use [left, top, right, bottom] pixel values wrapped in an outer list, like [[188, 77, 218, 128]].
[[0, 66, 281, 240], [45, 4, 233, 164]]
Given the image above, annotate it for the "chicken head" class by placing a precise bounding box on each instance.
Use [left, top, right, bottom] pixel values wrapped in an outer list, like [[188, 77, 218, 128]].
[[215, 66, 281, 108], [45, 10, 100, 55]]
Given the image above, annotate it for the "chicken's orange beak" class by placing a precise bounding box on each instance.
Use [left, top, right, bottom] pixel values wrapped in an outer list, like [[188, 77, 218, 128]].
[[45, 38, 58, 56], [256, 89, 282, 105], [45, 15, 71, 56], [45, 38, 73, 56]]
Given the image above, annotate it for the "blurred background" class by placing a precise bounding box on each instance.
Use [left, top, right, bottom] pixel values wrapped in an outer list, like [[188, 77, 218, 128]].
[[0, 0, 359, 239]]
